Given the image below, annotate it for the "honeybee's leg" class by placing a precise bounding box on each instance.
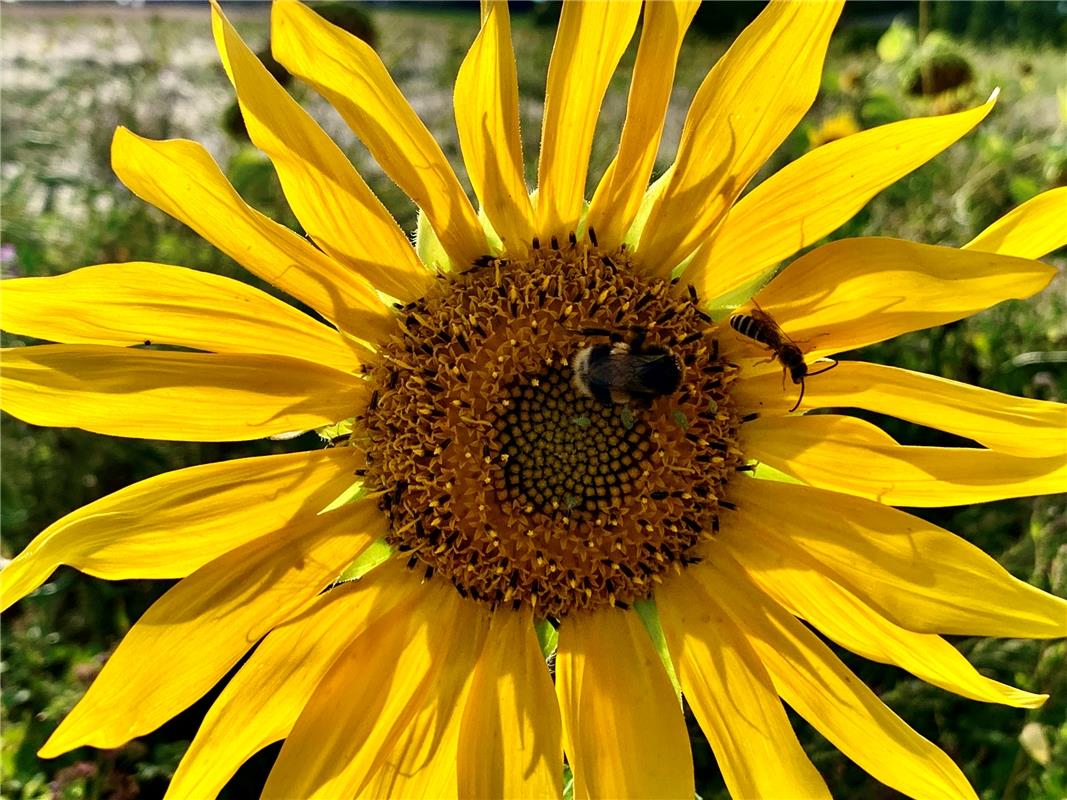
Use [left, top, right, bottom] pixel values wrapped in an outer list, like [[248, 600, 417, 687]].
[[753, 351, 778, 367]]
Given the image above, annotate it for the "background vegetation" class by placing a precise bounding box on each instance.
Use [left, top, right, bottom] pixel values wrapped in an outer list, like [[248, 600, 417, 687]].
[[2, 2, 1064, 798]]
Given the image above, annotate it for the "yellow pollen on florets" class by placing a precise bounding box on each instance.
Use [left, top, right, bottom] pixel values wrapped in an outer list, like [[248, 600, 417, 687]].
[[358, 238, 745, 618]]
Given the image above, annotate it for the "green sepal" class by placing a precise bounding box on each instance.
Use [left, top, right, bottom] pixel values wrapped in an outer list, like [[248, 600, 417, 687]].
[[623, 167, 673, 249], [336, 538, 395, 583], [317, 418, 354, 444], [319, 479, 367, 514], [534, 617, 559, 661], [703, 266, 781, 321], [415, 207, 452, 272], [562, 763, 574, 800], [634, 597, 682, 702], [749, 461, 805, 485], [477, 205, 504, 255]]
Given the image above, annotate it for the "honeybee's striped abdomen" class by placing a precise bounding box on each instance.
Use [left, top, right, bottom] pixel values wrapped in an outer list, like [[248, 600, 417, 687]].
[[730, 313, 779, 347]]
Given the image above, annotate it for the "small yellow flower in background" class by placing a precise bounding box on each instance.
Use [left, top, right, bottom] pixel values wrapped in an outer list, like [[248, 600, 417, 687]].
[[806, 109, 862, 149], [2, 1, 1066, 798]]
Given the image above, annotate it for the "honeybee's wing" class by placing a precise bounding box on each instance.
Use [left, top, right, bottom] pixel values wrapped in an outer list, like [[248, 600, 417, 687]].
[[749, 303, 803, 351]]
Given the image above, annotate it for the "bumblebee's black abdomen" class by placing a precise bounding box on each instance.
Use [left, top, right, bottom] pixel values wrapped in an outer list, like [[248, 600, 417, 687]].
[[634, 354, 682, 396], [589, 377, 615, 405]]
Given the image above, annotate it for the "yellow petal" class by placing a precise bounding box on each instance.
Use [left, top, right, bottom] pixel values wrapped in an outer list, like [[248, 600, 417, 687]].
[[556, 609, 694, 800], [210, 4, 429, 301], [357, 603, 485, 800], [1, 344, 365, 442], [358, 686, 467, 800], [744, 414, 1067, 506], [637, 0, 843, 274], [165, 560, 417, 800], [736, 360, 1067, 458], [1, 262, 365, 372], [724, 356, 823, 415], [110, 127, 393, 342], [454, 2, 534, 256], [965, 186, 1067, 258], [0, 449, 361, 612], [262, 580, 488, 800], [727, 477, 1067, 638], [694, 546, 978, 800], [271, 0, 486, 268], [535, 0, 642, 242], [689, 96, 996, 296], [584, 1, 699, 252], [658, 574, 831, 799], [458, 608, 562, 800], [39, 497, 387, 758], [749, 237, 1055, 358], [623, 167, 673, 250], [723, 514, 1047, 709]]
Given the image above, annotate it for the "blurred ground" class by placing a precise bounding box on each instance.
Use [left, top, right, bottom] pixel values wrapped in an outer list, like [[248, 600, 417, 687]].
[[1, 3, 1065, 799]]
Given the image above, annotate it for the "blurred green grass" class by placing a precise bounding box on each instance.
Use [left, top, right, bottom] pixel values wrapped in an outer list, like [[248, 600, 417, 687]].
[[1, 4, 1065, 799]]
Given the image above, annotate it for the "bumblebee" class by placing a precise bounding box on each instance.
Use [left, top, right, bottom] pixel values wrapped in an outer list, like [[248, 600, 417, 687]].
[[571, 327, 683, 406]]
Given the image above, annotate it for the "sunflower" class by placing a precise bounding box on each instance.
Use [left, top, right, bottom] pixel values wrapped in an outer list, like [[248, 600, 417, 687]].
[[2, 1, 1066, 798], [805, 110, 862, 150]]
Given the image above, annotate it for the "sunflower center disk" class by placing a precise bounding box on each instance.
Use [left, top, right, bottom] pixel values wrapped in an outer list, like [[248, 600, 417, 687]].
[[361, 243, 745, 618], [496, 368, 652, 517]]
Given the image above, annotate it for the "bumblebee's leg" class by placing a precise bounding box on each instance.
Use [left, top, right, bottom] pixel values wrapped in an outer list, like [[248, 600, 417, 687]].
[[576, 326, 610, 337], [575, 326, 624, 344], [591, 382, 615, 405], [630, 394, 654, 410]]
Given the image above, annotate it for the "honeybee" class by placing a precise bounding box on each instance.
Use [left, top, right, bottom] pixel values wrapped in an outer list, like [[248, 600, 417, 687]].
[[571, 327, 683, 406], [729, 306, 834, 411]]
